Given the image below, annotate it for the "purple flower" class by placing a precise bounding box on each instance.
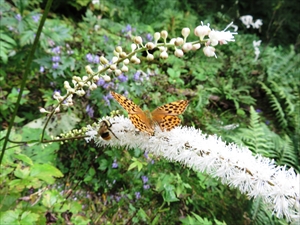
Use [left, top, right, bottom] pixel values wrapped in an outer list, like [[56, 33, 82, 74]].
[[133, 71, 141, 81], [52, 62, 59, 69], [86, 105, 94, 118], [15, 14, 22, 21], [135, 192, 141, 200], [52, 46, 61, 55], [93, 55, 100, 64], [144, 151, 149, 159], [143, 184, 150, 190], [53, 89, 61, 98], [141, 176, 148, 184], [32, 14, 40, 23], [115, 196, 121, 202], [103, 35, 109, 42], [86, 53, 93, 63], [103, 95, 111, 106], [112, 159, 118, 168], [118, 74, 128, 82], [122, 24, 132, 33], [255, 109, 262, 113], [52, 56, 60, 62], [266, 120, 270, 125], [146, 33, 153, 41], [97, 77, 105, 86], [40, 66, 45, 73]]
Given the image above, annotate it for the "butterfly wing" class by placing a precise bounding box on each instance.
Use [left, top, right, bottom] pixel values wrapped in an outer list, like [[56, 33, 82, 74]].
[[151, 100, 189, 131], [110, 91, 154, 135]]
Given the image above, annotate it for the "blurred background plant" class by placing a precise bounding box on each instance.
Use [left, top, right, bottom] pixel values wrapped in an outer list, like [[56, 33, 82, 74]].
[[0, 0, 299, 224]]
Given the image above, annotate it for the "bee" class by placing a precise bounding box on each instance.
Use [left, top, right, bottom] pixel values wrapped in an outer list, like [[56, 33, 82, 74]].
[[98, 120, 118, 141]]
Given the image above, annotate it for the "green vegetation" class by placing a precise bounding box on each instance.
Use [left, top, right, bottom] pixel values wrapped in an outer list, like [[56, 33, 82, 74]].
[[0, 0, 299, 224]]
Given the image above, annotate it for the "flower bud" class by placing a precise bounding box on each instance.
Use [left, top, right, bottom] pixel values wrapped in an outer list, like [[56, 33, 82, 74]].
[[100, 56, 109, 65], [192, 43, 201, 50], [161, 30, 168, 40], [134, 36, 143, 45], [160, 51, 168, 59], [121, 65, 129, 72], [103, 75, 111, 82], [131, 44, 137, 51], [154, 32, 161, 42], [112, 56, 119, 63], [174, 49, 184, 57], [175, 37, 184, 46], [194, 23, 211, 40], [85, 65, 93, 75], [131, 55, 141, 64], [40, 108, 48, 113], [119, 52, 127, 58], [169, 38, 176, 45], [181, 27, 190, 38], [145, 42, 155, 50], [147, 53, 154, 61], [110, 64, 117, 70], [64, 81, 71, 89], [115, 46, 122, 53], [182, 43, 193, 52], [115, 69, 122, 76], [203, 46, 216, 58], [98, 65, 104, 72], [123, 59, 130, 64], [93, 75, 100, 82], [90, 83, 97, 90]]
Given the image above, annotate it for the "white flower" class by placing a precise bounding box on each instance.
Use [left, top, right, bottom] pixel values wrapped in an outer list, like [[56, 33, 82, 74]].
[[240, 15, 263, 29], [203, 46, 216, 58], [252, 19, 263, 29], [194, 22, 211, 40], [240, 15, 254, 28], [85, 116, 300, 222], [253, 40, 262, 61], [209, 30, 236, 46]]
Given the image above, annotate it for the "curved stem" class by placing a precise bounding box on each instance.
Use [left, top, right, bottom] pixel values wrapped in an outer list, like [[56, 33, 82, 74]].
[[0, 0, 53, 165]]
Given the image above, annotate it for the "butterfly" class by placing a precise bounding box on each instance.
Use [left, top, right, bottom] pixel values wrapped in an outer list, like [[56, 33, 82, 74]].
[[110, 91, 189, 135], [98, 120, 118, 140]]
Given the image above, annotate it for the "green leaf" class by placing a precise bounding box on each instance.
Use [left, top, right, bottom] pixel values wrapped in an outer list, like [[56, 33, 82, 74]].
[[20, 211, 39, 225], [30, 164, 63, 184], [42, 190, 60, 208], [0, 210, 21, 225], [14, 166, 30, 179], [162, 184, 179, 202], [25, 112, 80, 137], [128, 158, 145, 171], [13, 153, 33, 166]]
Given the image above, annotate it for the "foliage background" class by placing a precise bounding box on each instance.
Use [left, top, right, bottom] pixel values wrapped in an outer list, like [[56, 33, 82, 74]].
[[0, 0, 299, 224]]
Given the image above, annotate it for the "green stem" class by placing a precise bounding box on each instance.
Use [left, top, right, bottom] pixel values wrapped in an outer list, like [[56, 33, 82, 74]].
[[0, 0, 53, 165]]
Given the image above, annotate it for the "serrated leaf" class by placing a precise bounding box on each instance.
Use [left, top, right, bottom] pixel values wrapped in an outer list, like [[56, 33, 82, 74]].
[[13, 153, 33, 166], [20, 211, 39, 224], [30, 164, 63, 184], [25, 112, 80, 137]]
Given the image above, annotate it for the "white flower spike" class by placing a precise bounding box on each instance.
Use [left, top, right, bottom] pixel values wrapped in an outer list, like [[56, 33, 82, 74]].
[[86, 116, 299, 222]]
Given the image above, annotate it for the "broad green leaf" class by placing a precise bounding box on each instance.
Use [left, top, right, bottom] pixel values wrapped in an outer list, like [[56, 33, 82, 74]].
[[30, 164, 63, 184], [0, 210, 21, 225], [20, 211, 39, 225], [25, 112, 80, 137]]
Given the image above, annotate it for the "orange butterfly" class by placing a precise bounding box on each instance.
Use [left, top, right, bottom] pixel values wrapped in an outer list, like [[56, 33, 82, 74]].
[[111, 91, 189, 135]]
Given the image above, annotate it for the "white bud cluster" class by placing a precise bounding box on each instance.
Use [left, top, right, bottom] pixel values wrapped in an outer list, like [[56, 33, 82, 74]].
[[41, 22, 237, 116]]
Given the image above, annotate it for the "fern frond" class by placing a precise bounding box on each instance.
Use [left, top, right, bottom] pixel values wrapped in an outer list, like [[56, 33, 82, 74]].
[[225, 106, 299, 172], [258, 81, 288, 129]]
